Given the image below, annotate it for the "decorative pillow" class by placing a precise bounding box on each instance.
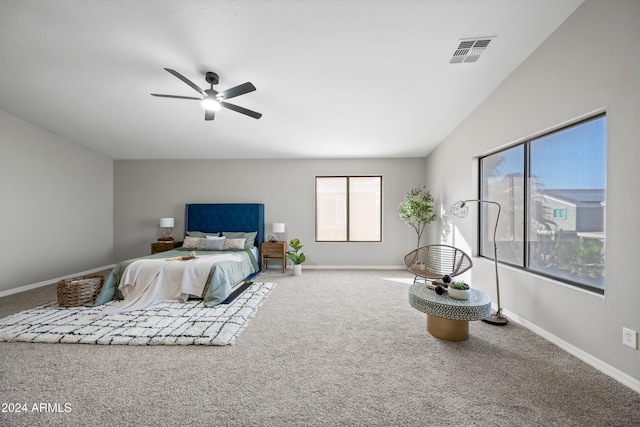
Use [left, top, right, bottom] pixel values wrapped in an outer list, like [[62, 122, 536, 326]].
[[200, 236, 226, 250], [224, 238, 246, 250], [186, 231, 206, 238], [206, 235, 225, 240], [182, 236, 202, 249], [221, 231, 257, 249]]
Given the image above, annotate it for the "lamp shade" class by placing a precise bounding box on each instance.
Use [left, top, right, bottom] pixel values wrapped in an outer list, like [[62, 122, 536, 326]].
[[160, 218, 174, 228], [451, 201, 470, 218], [272, 222, 285, 233]]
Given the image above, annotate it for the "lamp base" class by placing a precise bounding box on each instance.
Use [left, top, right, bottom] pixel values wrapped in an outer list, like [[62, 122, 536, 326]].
[[158, 237, 174, 242], [482, 312, 508, 326]]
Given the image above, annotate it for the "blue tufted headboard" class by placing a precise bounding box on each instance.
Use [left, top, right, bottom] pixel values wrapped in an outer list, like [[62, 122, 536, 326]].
[[184, 203, 265, 248]]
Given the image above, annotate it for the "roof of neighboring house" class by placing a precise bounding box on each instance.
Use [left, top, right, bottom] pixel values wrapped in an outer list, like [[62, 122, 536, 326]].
[[541, 189, 605, 206]]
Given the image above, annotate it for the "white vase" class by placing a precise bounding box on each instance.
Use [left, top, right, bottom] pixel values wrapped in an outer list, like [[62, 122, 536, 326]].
[[448, 288, 471, 300], [293, 264, 302, 276]]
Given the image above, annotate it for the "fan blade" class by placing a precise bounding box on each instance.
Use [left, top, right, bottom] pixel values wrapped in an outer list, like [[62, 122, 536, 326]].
[[220, 101, 262, 119], [205, 109, 215, 121], [151, 93, 202, 100], [164, 68, 207, 97], [217, 82, 256, 100]]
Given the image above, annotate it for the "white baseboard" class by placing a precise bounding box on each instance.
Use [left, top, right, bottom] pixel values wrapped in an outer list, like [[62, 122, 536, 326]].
[[501, 306, 640, 394], [0, 265, 116, 299]]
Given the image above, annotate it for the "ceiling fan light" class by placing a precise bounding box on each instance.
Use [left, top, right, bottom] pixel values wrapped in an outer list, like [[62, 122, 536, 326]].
[[201, 97, 220, 111]]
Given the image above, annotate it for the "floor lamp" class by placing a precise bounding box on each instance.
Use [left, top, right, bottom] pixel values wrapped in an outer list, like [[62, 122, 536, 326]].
[[451, 199, 508, 326]]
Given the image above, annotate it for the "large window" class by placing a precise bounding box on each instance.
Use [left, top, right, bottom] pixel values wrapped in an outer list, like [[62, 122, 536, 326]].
[[480, 114, 606, 293], [316, 176, 382, 242]]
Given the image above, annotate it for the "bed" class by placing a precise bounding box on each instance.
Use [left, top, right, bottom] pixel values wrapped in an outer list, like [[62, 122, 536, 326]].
[[91, 203, 264, 312]]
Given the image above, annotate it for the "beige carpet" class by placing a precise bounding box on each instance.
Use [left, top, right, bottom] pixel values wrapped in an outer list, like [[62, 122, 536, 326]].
[[0, 269, 638, 426]]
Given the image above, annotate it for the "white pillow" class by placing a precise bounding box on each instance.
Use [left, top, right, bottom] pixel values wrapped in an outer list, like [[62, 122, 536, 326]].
[[224, 238, 246, 250], [200, 235, 226, 250]]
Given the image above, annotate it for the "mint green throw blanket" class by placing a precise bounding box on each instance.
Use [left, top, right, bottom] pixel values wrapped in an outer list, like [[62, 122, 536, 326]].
[[91, 248, 258, 307]]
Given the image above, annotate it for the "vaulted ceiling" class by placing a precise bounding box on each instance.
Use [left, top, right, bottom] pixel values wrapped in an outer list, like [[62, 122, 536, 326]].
[[0, 0, 584, 160]]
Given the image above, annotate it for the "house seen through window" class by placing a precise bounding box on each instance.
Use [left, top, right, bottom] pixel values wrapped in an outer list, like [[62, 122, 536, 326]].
[[315, 176, 382, 242], [480, 114, 606, 293]]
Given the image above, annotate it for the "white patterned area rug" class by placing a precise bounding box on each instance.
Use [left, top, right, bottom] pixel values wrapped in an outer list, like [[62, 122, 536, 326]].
[[0, 282, 275, 346]]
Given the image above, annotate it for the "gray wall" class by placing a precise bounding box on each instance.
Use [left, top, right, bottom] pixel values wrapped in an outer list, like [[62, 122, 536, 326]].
[[424, 0, 639, 383], [113, 158, 425, 266], [0, 110, 113, 294]]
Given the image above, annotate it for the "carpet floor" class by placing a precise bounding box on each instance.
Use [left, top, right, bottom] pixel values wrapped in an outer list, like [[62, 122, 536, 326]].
[[0, 269, 638, 427]]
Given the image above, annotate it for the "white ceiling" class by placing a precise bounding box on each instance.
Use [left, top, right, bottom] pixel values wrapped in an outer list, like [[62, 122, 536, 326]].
[[0, 0, 584, 160]]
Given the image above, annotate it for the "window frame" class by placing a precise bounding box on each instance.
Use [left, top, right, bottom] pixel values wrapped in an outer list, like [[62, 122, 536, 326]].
[[478, 113, 606, 294], [315, 175, 383, 243]]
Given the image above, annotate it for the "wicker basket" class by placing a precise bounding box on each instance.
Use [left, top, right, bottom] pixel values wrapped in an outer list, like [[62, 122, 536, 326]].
[[57, 274, 105, 307]]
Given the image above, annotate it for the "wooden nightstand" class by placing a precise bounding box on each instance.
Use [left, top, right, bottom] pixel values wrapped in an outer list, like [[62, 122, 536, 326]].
[[151, 240, 183, 254], [261, 241, 287, 272]]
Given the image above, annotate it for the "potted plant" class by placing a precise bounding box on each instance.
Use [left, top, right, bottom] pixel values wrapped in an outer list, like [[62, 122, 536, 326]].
[[399, 185, 436, 248], [448, 281, 471, 300], [287, 238, 306, 276]]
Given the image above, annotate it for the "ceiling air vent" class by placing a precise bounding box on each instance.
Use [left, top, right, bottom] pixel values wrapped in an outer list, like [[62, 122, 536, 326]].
[[449, 37, 494, 63]]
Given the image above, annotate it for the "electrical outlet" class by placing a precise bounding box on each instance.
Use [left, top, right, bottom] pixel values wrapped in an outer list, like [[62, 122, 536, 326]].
[[623, 327, 637, 349]]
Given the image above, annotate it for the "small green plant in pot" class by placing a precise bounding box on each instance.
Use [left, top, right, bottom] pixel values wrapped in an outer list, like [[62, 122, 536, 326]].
[[448, 281, 471, 300], [451, 281, 469, 290], [287, 238, 306, 275]]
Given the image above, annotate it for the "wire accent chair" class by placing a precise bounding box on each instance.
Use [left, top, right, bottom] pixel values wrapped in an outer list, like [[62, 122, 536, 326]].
[[403, 244, 473, 284]]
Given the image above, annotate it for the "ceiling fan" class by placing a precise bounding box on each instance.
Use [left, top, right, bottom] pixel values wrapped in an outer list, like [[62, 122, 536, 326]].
[[151, 68, 262, 121]]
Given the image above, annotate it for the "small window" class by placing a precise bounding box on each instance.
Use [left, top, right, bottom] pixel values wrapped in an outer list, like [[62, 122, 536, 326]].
[[316, 176, 382, 242], [553, 209, 567, 220]]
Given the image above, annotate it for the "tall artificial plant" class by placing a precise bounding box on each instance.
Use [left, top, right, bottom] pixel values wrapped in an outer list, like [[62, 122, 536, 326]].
[[399, 186, 436, 248]]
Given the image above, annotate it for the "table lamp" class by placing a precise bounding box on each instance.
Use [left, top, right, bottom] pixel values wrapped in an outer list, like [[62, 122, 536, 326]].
[[159, 217, 174, 241], [272, 223, 285, 241]]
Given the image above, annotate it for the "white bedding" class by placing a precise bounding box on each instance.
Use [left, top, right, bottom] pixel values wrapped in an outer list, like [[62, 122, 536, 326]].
[[101, 253, 243, 315]]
